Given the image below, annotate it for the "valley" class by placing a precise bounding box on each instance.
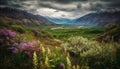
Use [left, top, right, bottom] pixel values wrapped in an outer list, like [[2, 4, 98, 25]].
[[0, 7, 120, 69], [44, 27, 104, 41]]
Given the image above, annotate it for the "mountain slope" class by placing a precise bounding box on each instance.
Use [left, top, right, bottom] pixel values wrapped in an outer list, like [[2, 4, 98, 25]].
[[0, 7, 55, 26], [46, 17, 73, 24], [73, 11, 120, 27], [96, 25, 120, 42]]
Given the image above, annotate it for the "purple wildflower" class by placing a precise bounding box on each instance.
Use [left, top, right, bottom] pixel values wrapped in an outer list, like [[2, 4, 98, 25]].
[[6, 37, 9, 40], [6, 29, 16, 37], [0, 29, 7, 35], [25, 51, 32, 57], [27, 41, 36, 47], [0, 29, 16, 37], [13, 42, 19, 46], [19, 43, 28, 50], [59, 62, 65, 68], [9, 47, 18, 54]]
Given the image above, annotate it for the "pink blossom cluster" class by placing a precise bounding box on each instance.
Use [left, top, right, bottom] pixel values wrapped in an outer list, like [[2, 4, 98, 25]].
[[0, 28, 16, 37], [9, 41, 37, 57], [0, 28, 16, 45], [0, 28, 39, 57]]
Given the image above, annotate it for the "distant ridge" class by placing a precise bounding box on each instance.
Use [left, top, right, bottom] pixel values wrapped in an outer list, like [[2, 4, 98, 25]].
[[73, 11, 120, 27], [0, 7, 56, 26]]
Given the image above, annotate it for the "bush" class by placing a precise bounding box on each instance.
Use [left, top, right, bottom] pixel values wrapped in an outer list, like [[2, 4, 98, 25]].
[[62, 36, 120, 69]]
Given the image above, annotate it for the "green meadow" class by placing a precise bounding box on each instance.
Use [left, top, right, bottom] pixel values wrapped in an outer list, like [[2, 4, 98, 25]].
[[44, 27, 104, 41]]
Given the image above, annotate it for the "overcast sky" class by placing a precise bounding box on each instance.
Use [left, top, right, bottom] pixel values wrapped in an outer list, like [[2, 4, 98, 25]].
[[0, 0, 120, 18]]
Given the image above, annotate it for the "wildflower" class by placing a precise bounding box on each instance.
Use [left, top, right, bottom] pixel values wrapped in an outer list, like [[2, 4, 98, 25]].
[[33, 51, 38, 69], [76, 65, 80, 69], [19, 43, 28, 50], [42, 46, 45, 54], [6, 37, 9, 40], [72, 65, 76, 69], [40, 61, 44, 69], [13, 42, 19, 46], [45, 56, 49, 67], [66, 56, 71, 69], [25, 51, 32, 57], [27, 42, 33, 47], [0, 29, 16, 37], [12, 48, 18, 54], [0, 29, 7, 36], [9, 47, 18, 54], [27, 41, 36, 47], [6, 29, 16, 37], [59, 62, 65, 69], [47, 48, 51, 55], [64, 47, 67, 54]]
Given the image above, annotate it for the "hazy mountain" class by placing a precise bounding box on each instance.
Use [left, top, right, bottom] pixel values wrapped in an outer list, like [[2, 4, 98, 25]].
[[45, 11, 120, 27], [0, 7, 55, 26], [46, 17, 73, 25], [73, 11, 120, 27]]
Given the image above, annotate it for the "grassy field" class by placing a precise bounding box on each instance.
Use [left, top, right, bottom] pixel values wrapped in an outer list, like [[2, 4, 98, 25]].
[[44, 27, 104, 41]]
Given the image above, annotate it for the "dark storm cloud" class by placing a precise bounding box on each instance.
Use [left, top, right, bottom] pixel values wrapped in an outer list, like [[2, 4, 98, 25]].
[[39, 0, 120, 11], [0, 0, 23, 8], [39, 0, 88, 3], [0, 0, 120, 18], [38, 2, 76, 11], [0, 0, 120, 11]]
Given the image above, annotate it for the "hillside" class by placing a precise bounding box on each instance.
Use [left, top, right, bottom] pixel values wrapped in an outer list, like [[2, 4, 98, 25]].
[[73, 11, 120, 27], [96, 25, 120, 42], [0, 7, 55, 26]]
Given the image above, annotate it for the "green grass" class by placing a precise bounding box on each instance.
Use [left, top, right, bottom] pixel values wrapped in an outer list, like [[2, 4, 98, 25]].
[[44, 27, 104, 41]]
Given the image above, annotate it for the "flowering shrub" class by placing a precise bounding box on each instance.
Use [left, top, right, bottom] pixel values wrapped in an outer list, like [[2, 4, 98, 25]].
[[0, 28, 38, 57], [9, 41, 38, 57], [0, 28, 16, 46], [62, 36, 120, 69], [0, 28, 16, 37]]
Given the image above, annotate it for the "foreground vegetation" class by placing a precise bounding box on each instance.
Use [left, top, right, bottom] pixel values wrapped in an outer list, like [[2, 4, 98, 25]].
[[0, 21, 120, 69]]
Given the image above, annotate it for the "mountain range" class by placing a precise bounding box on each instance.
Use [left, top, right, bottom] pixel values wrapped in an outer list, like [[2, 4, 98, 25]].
[[0, 7, 55, 26], [0, 7, 120, 27], [47, 11, 120, 27], [73, 11, 120, 27]]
